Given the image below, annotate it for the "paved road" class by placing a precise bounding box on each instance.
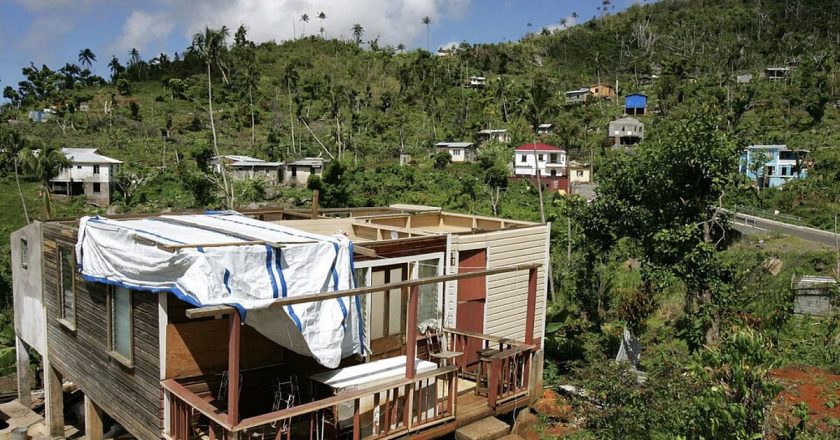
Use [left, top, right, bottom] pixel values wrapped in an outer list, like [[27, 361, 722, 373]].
[[732, 212, 840, 248]]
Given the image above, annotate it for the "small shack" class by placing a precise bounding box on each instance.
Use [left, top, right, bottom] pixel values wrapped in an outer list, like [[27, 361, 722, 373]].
[[564, 88, 590, 105], [608, 117, 644, 147], [764, 67, 791, 81], [624, 93, 647, 115], [536, 123, 553, 135], [468, 76, 486, 88], [477, 129, 510, 144], [589, 83, 616, 99], [792, 276, 837, 317]]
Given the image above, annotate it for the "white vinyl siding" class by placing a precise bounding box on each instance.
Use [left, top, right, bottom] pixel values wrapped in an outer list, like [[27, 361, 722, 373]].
[[452, 225, 549, 342]]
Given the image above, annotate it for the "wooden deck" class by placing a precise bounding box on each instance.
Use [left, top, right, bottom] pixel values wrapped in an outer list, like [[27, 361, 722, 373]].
[[410, 380, 530, 439]]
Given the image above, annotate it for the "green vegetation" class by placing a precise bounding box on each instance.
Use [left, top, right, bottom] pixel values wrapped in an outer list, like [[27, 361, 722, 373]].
[[1, 0, 839, 437]]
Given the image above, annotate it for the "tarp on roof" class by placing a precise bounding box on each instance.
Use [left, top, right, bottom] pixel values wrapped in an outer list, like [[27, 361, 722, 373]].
[[75, 212, 364, 368]]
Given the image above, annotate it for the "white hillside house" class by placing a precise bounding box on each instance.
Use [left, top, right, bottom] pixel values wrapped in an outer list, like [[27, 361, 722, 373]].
[[50, 148, 122, 206], [513, 143, 567, 177]]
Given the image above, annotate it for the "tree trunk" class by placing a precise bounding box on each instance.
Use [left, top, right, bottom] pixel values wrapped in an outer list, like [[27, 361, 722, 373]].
[[207, 63, 232, 208], [43, 183, 52, 219], [287, 80, 296, 156], [249, 83, 255, 145], [14, 159, 29, 224]]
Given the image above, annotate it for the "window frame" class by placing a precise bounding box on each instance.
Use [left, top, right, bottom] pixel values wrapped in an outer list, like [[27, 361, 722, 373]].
[[20, 238, 28, 270], [93, 164, 100, 174], [92, 182, 101, 193], [57, 246, 77, 331], [107, 285, 135, 368]]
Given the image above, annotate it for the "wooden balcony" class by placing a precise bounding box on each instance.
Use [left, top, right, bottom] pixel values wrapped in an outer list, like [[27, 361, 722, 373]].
[[162, 263, 540, 440]]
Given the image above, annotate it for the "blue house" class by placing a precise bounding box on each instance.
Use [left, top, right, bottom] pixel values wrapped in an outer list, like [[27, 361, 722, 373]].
[[624, 93, 647, 115], [739, 145, 808, 188]]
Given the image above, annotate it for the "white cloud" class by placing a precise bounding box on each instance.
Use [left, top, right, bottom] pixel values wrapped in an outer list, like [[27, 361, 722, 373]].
[[115, 0, 471, 50], [112, 10, 175, 55], [545, 14, 577, 33]]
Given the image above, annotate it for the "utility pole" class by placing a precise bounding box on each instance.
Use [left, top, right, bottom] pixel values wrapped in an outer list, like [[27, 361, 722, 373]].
[[532, 137, 546, 224]]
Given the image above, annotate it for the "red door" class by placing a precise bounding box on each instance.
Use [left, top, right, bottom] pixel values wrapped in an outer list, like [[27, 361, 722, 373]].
[[456, 249, 486, 371]]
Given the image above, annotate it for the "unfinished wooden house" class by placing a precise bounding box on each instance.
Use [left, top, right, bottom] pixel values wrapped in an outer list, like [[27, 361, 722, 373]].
[[11, 205, 550, 440]]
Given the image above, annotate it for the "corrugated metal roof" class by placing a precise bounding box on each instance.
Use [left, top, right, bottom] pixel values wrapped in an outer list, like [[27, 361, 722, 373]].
[[435, 142, 474, 148], [515, 143, 565, 152], [62, 148, 123, 164], [290, 157, 328, 166]]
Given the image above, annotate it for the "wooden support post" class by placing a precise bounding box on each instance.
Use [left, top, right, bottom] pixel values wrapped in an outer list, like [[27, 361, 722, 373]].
[[524, 267, 537, 346], [228, 311, 241, 426], [352, 399, 361, 440], [46, 363, 64, 438], [15, 337, 31, 408], [311, 190, 320, 219], [84, 395, 104, 440], [405, 285, 419, 379]]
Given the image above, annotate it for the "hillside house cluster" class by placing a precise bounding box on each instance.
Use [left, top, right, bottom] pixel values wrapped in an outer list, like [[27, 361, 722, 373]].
[[212, 155, 328, 187], [512, 143, 569, 192], [608, 117, 645, 147], [739, 145, 808, 188], [49, 148, 122, 206], [10, 205, 549, 440], [477, 129, 510, 144], [435, 141, 477, 163]]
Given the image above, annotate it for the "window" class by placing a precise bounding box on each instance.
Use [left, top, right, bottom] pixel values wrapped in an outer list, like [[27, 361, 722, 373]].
[[291, 166, 297, 177], [58, 247, 76, 328], [520, 155, 527, 163], [417, 259, 441, 329], [576, 170, 585, 177], [453, 149, 461, 156], [93, 165, 100, 174], [92, 182, 101, 193], [310, 166, 316, 175], [549, 153, 557, 163], [20, 238, 28, 270], [550, 170, 557, 177], [781, 167, 789, 176], [108, 286, 133, 365], [76, 165, 82, 170], [538, 154, 544, 162]]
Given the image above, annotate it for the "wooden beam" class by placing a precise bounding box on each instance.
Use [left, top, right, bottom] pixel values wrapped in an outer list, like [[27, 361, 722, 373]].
[[311, 190, 320, 219], [524, 267, 537, 346], [405, 286, 419, 379], [228, 312, 241, 426], [185, 305, 236, 320], [352, 245, 377, 257], [46, 363, 64, 438], [183, 263, 542, 318], [84, 395, 104, 440]]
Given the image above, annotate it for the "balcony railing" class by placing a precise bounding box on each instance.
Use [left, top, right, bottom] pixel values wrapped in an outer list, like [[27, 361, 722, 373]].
[[163, 366, 458, 440]]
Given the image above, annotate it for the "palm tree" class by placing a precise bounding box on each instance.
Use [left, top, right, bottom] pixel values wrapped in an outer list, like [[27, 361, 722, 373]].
[[283, 62, 300, 155], [317, 12, 326, 38], [192, 27, 232, 207], [351, 24, 364, 46], [300, 14, 309, 37], [108, 55, 124, 83], [422, 16, 432, 51], [18, 145, 69, 219], [2, 130, 30, 223], [78, 48, 96, 70]]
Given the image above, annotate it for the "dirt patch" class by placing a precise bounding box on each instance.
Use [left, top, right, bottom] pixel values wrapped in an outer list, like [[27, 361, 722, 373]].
[[531, 389, 574, 422], [769, 365, 840, 432]]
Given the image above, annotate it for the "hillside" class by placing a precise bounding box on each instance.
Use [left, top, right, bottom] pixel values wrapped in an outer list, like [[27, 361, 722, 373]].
[[1, 1, 840, 437]]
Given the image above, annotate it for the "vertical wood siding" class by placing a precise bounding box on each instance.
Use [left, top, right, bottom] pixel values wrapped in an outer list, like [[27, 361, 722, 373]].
[[42, 223, 161, 440]]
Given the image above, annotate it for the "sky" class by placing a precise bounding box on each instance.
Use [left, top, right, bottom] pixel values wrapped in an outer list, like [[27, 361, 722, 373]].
[[0, 0, 640, 94]]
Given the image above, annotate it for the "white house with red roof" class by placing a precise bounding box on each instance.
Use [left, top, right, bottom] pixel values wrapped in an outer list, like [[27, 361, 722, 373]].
[[513, 143, 567, 178]]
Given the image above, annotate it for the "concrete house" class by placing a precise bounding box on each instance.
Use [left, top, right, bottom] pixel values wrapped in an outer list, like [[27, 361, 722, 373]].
[[564, 88, 590, 104], [10, 206, 549, 440], [589, 83, 616, 99], [211, 155, 284, 185], [764, 67, 791, 81], [608, 117, 645, 147], [536, 124, 553, 135], [736, 73, 753, 84], [568, 161, 591, 183], [477, 129, 510, 144], [435, 141, 477, 163], [512, 143, 568, 192], [624, 93, 647, 115], [50, 148, 122, 206], [739, 144, 807, 188], [468, 76, 486, 88], [285, 157, 329, 186]]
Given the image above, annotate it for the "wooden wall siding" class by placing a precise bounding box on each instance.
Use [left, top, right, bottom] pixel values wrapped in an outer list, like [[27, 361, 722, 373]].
[[454, 225, 549, 342], [165, 318, 285, 379], [354, 236, 447, 262], [42, 222, 162, 440]]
